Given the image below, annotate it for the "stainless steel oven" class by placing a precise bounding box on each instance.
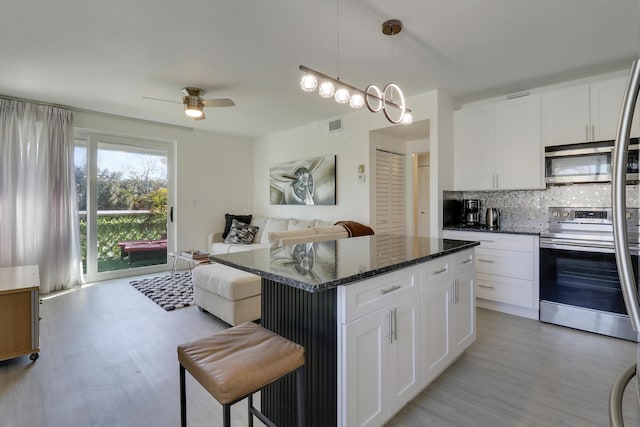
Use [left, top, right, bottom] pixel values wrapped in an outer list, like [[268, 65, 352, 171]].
[[540, 207, 640, 341], [545, 139, 639, 184]]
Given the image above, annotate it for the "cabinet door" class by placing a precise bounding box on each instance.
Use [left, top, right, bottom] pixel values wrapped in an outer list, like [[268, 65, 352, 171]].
[[542, 84, 590, 146], [454, 105, 496, 190], [388, 296, 421, 413], [420, 278, 452, 387], [342, 307, 389, 427], [590, 76, 640, 140], [452, 267, 476, 355], [495, 94, 543, 189]]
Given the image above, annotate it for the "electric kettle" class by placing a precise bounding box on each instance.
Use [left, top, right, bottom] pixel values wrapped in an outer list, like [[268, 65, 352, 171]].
[[486, 208, 500, 229]]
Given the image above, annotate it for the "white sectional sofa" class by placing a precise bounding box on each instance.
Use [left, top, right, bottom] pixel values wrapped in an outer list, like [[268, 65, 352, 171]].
[[197, 216, 351, 325], [207, 216, 349, 255]]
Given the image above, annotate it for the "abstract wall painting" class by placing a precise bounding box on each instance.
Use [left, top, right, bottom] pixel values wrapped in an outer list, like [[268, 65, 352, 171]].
[[269, 154, 336, 205]]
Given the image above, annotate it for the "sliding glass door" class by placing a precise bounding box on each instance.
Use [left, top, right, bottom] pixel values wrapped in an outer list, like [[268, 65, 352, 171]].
[[75, 131, 175, 282]]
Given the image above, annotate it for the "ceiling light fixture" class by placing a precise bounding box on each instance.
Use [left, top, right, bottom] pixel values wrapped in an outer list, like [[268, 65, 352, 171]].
[[298, 19, 413, 125], [183, 89, 204, 118]]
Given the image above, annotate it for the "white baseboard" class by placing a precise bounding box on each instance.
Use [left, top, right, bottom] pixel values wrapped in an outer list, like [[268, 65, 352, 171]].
[[476, 298, 539, 320]]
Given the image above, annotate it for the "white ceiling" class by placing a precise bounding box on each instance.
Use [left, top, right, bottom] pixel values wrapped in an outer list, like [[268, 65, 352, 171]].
[[1, 0, 639, 139]]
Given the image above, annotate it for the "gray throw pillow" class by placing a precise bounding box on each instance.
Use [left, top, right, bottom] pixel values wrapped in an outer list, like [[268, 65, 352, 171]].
[[224, 219, 259, 244], [223, 213, 253, 239]]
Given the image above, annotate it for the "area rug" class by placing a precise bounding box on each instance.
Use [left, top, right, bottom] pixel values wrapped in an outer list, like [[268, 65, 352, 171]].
[[130, 272, 193, 311]]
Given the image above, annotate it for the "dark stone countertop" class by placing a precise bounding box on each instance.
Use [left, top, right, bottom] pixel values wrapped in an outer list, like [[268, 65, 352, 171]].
[[442, 225, 542, 236], [209, 234, 479, 293]]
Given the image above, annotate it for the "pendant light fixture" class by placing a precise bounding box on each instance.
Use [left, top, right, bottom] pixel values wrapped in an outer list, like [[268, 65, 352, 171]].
[[299, 17, 413, 125]]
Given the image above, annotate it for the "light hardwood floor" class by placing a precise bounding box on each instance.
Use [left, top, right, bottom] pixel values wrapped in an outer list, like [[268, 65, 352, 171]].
[[0, 273, 638, 427]]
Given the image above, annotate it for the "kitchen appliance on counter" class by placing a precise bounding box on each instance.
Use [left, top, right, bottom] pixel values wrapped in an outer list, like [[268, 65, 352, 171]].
[[486, 208, 500, 229], [463, 199, 480, 225], [539, 207, 640, 342], [545, 139, 639, 185], [610, 61, 640, 426]]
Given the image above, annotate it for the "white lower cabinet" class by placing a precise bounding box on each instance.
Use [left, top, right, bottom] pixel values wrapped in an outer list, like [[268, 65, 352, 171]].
[[421, 249, 475, 387], [443, 230, 540, 319], [340, 268, 421, 427], [338, 250, 476, 427]]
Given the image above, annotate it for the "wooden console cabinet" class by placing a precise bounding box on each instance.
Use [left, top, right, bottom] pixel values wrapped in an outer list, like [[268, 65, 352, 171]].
[[0, 265, 40, 362]]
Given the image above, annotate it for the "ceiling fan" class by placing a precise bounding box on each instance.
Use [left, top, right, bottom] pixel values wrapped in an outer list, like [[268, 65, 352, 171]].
[[143, 87, 235, 120]]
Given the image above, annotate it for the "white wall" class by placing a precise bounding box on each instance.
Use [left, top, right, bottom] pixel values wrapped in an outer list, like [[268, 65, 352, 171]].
[[73, 111, 254, 252], [253, 89, 453, 234]]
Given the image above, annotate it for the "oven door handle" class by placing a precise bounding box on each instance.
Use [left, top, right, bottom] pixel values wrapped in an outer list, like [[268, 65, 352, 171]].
[[612, 58, 640, 332], [540, 239, 640, 255]]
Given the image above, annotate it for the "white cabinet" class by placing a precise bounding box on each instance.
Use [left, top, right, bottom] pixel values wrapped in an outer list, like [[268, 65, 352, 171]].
[[420, 249, 475, 387], [339, 267, 421, 427], [542, 76, 640, 146], [454, 94, 542, 191], [443, 231, 539, 320]]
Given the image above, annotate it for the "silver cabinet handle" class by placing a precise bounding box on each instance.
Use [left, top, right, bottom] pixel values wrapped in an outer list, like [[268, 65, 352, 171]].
[[461, 258, 473, 265], [478, 259, 495, 263], [387, 310, 393, 344], [380, 285, 401, 295], [393, 307, 398, 341], [432, 267, 448, 275], [478, 284, 495, 289]]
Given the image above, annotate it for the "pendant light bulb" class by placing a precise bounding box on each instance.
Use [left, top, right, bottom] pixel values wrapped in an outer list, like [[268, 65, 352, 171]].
[[401, 111, 413, 125], [318, 81, 336, 98], [335, 87, 350, 104], [300, 74, 318, 92], [349, 93, 365, 109]]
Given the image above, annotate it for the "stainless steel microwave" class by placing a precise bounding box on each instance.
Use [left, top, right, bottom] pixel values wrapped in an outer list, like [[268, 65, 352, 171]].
[[545, 139, 639, 184]]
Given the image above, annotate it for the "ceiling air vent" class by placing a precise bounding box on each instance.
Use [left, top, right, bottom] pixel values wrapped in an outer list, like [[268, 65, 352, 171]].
[[329, 119, 343, 133]]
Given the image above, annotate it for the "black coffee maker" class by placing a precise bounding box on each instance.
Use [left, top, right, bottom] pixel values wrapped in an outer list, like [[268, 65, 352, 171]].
[[463, 199, 480, 225]]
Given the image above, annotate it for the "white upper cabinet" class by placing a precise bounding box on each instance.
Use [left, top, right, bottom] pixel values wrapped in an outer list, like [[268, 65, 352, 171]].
[[542, 75, 640, 147], [454, 104, 496, 191], [454, 94, 542, 191]]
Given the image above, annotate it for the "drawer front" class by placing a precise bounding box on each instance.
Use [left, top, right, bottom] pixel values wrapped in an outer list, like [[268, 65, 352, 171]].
[[341, 266, 420, 323], [444, 231, 534, 252], [475, 248, 533, 280], [420, 255, 452, 289], [475, 273, 534, 308], [452, 249, 474, 274]]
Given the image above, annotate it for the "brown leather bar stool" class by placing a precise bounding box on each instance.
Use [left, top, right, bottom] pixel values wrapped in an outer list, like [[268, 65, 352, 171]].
[[177, 321, 305, 427]]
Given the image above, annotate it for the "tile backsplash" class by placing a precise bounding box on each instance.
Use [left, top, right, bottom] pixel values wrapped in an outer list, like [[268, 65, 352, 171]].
[[445, 184, 640, 230]]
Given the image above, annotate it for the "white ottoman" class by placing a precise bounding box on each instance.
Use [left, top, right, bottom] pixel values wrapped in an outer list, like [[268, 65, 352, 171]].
[[192, 263, 261, 326]]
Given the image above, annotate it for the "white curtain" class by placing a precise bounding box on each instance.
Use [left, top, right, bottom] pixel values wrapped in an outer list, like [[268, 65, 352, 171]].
[[0, 99, 84, 294]]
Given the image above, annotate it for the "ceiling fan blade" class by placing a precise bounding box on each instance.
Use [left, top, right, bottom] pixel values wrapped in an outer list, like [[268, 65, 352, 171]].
[[202, 98, 235, 107], [194, 111, 206, 121], [142, 96, 182, 104]]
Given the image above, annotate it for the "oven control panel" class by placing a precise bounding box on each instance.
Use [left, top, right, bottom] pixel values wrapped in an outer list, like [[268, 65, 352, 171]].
[[547, 207, 640, 225]]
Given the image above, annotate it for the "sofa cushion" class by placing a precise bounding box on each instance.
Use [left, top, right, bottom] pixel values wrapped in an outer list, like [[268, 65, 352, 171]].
[[192, 264, 261, 301], [224, 219, 259, 244], [267, 228, 316, 248], [223, 213, 253, 239], [259, 217, 289, 245], [211, 242, 267, 255], [288, 218, 315, 230]]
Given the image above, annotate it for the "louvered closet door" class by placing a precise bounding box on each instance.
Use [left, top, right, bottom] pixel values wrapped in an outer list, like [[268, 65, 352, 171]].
[[376, 149, 406, 235]]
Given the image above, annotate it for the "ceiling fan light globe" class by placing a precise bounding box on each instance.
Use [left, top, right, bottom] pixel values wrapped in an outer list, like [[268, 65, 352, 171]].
[[349, 93, 365, 109], [335, 87, 350, 104], [318, 81, 335, 98], [300, 74, 318, 92], [185, 107, 203, 118]]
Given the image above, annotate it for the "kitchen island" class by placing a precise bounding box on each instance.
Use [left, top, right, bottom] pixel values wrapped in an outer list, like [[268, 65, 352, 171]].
[[209, 234, 479, 427]]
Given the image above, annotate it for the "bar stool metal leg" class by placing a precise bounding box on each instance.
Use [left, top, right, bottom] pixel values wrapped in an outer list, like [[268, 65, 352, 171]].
[[247, 394, 254, 427], [179, 364, 187, 427], [223, 404, 231, 427]]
